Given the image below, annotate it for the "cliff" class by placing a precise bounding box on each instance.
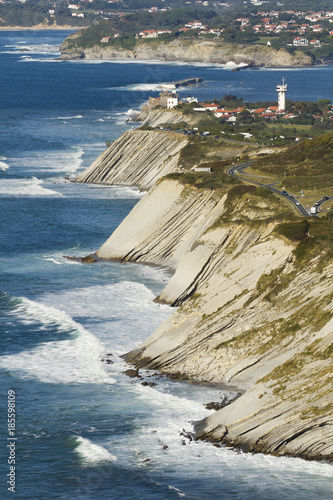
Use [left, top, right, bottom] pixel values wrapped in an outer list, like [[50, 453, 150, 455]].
[[76, 127, 249, 191], [60, 36, 312, 67], [76, 125, 332, 461], [136, 110, 186, 128], [96, 177, 332, 462], [76, 129, 188, 190]]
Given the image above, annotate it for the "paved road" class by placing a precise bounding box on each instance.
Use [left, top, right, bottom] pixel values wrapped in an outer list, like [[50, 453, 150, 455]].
[[160, 128, 332, 216], [227, 162, 310, 217]]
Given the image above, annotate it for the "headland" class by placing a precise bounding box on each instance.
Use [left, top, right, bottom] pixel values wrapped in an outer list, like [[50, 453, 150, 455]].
[[74, 84, 333, 462]]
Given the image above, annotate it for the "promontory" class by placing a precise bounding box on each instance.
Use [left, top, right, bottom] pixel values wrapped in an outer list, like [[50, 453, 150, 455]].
[[60, 34, 312, 67], [75, 111, 333, 462]]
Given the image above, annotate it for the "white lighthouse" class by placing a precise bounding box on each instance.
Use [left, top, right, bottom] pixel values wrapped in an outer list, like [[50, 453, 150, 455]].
[[276, 77, 287, 111]]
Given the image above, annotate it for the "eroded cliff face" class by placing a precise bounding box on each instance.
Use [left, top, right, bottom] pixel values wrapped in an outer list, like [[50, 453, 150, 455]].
[[97, 178, 332, 461], [138, 110, 185, 128], [76, 129, 187, 190], [60, 37, 312, 67]]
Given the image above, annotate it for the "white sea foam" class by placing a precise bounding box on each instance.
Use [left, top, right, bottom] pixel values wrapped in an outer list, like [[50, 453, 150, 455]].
[[2, 43, 59, 56], [11, 297, 85, 332], [0, 296, 115, 385], [40, 281, 172, 353], [0, 161, 10, 170], [74, 436, 117, 464], [64, 183, 144, 199], [114, 108, 140, 116], [41, 255, 79, 266], [9, 147, 84, 175], [0, 177, 62, 197], [258, 66, 323, 72], [110, 83, 165, 92], [108, 379, 333, 498], [37, 181, 143, 200], [74, 58, 246, 69], [56, 115, 83, 120], [112, 108, 141, 124]]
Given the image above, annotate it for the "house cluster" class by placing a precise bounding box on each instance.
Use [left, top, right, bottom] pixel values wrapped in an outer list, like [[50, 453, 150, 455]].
[[101, 34, 120, 42], [180, 20, 222, 36], [192, 102, 291, 122], [106, 8, 333, 43], [191, 101, 333, 123], [67, 3, 85, 17], [235, 9, 333, 37], [147, 6, 171, 13]]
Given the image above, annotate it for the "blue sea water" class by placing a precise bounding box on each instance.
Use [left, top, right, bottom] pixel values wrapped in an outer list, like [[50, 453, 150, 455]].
[[0, 30, 332, 500]]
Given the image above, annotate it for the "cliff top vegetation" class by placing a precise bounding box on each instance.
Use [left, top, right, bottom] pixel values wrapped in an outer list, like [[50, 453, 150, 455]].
[[252, 133, 333, 193]]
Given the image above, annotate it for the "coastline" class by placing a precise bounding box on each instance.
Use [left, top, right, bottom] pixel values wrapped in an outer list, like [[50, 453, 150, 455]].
[[59, 36, 313, 68], [1, 29, 332, 498], [75, 120, 333, 463]]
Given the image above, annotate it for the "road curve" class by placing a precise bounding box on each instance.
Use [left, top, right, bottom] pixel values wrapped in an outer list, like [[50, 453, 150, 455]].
[[227, 162, 309, 217]]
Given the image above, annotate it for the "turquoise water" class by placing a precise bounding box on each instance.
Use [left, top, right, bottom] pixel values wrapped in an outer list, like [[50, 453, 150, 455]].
[[0, 30, 332, 499]]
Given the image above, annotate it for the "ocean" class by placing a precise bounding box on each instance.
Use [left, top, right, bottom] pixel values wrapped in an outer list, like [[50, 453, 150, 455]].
[[0, 30, 332, 500]]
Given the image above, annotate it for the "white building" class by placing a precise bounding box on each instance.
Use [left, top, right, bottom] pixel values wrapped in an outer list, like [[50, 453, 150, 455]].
[[293, 36, 309, 46], [167, 96, 178, 109], [276, 77, 287, 112]]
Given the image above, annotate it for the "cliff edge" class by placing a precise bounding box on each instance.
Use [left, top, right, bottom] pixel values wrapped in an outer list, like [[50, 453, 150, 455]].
[[101, 178, 333, 462], [76, 129, 187, 190], [76, 126, 333, 462]]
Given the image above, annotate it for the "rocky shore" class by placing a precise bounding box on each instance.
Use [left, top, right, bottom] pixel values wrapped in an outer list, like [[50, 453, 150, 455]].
[[76, 122, 333, 462]]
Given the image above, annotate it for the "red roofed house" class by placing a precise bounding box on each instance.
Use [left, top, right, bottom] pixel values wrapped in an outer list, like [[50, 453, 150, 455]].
[[139, 30, 159, 38]]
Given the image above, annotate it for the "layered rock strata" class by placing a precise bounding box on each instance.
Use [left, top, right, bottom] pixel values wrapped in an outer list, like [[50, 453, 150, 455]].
[[96, 178, 333, 461], [76, 129, 187, 190], [77, 125, 332, 461]]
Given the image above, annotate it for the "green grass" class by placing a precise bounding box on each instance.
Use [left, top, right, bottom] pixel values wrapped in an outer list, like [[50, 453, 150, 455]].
[[165, 169, 238, 191], [252, 133, 333, 178], [274, 220, 309, 242]]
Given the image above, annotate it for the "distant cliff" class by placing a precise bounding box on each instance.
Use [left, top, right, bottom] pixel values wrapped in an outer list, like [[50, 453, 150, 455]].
[[61, 35, 313, 67]]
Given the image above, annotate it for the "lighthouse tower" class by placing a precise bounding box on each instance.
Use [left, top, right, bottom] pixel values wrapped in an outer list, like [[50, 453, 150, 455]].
[[276, 77, 287, 112]]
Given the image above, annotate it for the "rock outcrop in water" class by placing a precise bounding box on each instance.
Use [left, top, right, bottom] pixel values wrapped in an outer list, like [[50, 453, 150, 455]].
[[60, 36, 313, 68], [76, 126, 333, 462]]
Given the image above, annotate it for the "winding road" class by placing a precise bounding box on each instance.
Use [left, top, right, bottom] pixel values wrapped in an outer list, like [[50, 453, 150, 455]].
[[227, 162, 330, 217]]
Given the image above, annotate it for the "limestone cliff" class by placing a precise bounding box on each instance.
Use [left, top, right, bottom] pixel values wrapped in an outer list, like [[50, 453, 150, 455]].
[[60, 36, 312, 67], [97, 178, 332, 462], [76, 129, 187, 190], [138, 110, 185, 128]]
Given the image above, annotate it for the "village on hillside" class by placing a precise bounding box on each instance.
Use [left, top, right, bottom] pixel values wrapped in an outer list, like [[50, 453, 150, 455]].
[[141, 80, 333, 145], [98, 7, 333, 48]]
